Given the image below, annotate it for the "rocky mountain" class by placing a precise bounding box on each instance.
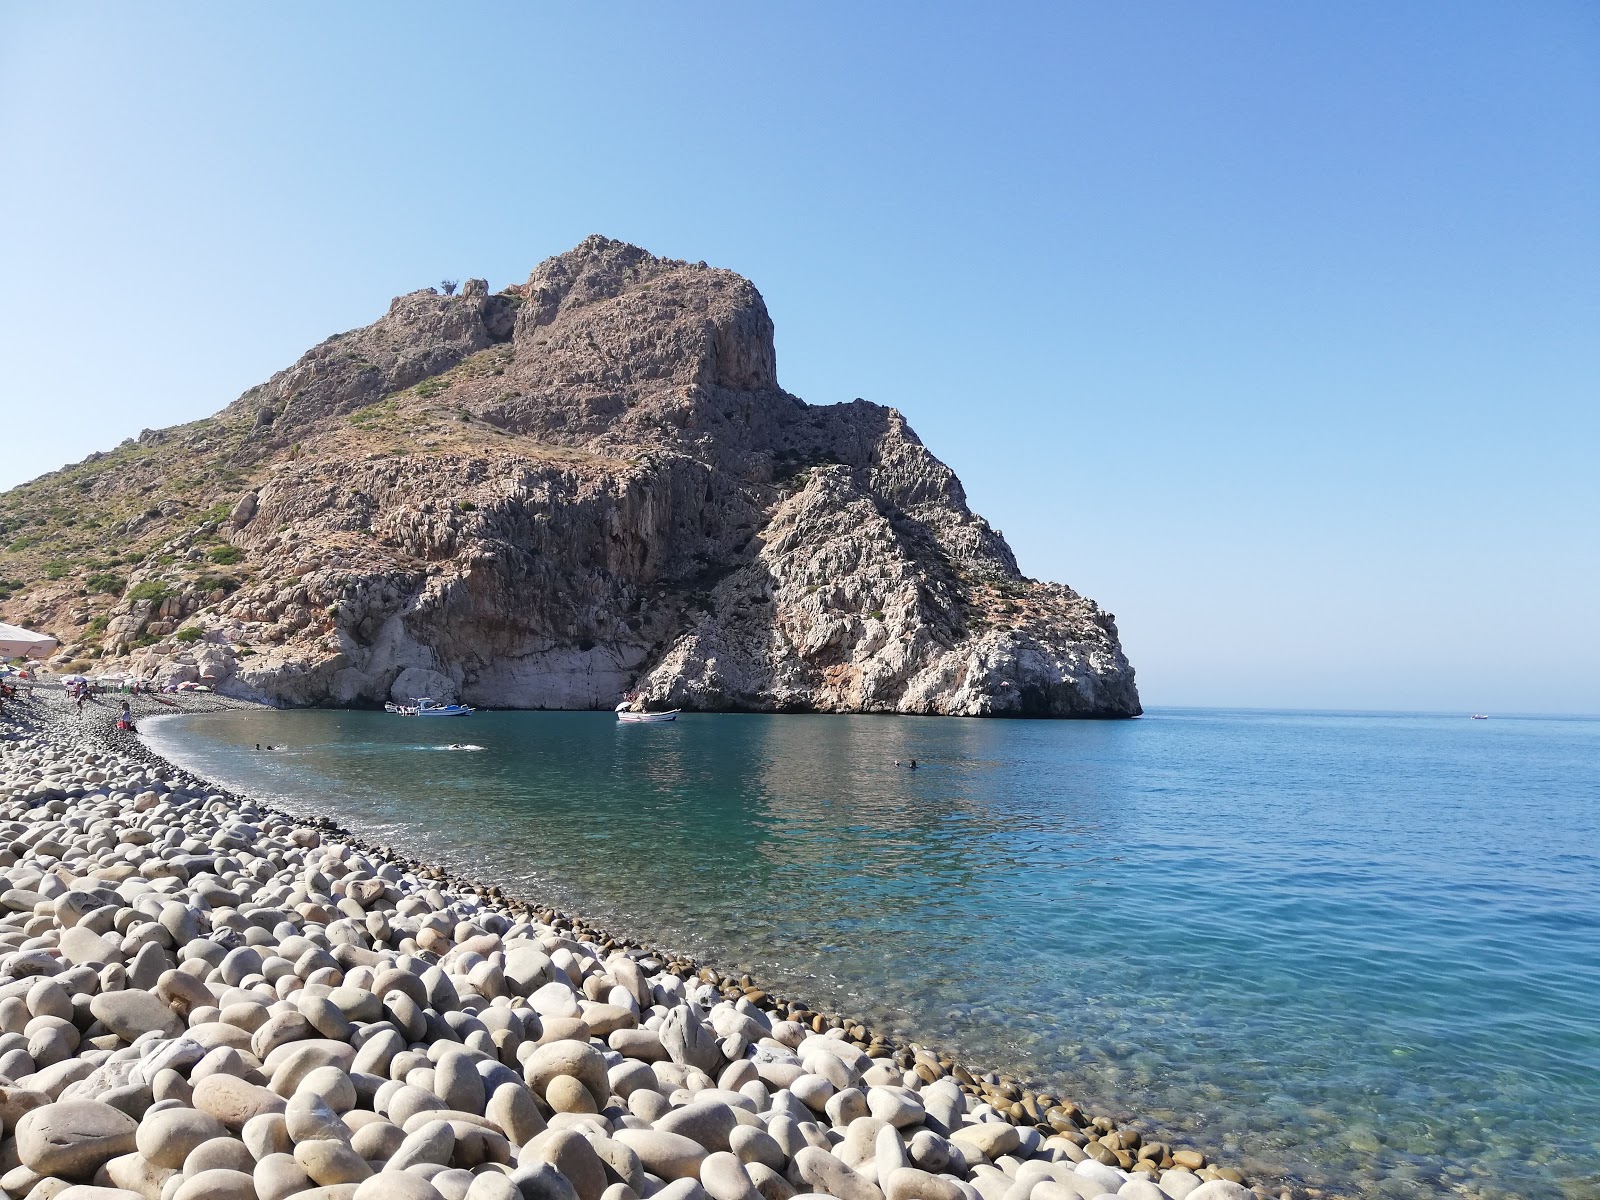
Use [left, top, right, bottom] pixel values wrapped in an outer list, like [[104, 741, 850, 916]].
[[0, 237, 1140, 716]]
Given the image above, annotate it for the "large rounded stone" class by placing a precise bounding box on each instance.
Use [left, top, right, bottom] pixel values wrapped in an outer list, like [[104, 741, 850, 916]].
[[90, 990, 182, 1041], [185, 1135, 258, 1175], [354, 1172, 448, 1199], [1075, 1160, 1127, 1195], [349, 1119, 402, 1161], [244, 1112, 294, 1161], [729, 1125, 785, 1172], [256, 1152, 314, 1200], [950, 1121, 1020, 1161], [463, 1173, 522, 1200], [1118, 1180, 1168, 1200], [135, 1105, 228, 1169], [867, 1088, 924, 1130], [436, 1049, 487, 1115], [60, 925, 124, 966], [296, 1065, 357, 1113], [15, 1099, 139, 1179], [1184, 1184, 1252, 1200], [487, 1081, 546, 1147], [173, 1168, 257, 1200], [514, 1160, 582, 1200], [885, 1167, 965, 1200], [505, 945, 557, 995], [296, 1138, 373, 1185], [656, 1100, 739, 1154], [746, 1161, 794, 1200], [525, 1039, 609, 1109], [660, 1006, 723, 1074], [389, 1118, 456, 1170], [101, 1149, 178, 1198], [287, 1091, 352, 1145], [546, 1074, 598, 1114], [792, 1146, 884, 1200], [194, 1074, 288, 1131], [526, 1128, 607, 1200], [614, 1128, 708, 1181], [702, 1150, 760, 1200], [385, 1083, 450, 1129]]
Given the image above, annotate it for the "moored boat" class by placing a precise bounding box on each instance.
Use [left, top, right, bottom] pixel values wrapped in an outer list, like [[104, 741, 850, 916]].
[[614, 698, 679, 723], [388, 697, 474, 717]]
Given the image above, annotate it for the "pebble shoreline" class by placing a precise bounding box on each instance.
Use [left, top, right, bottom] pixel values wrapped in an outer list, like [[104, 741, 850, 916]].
[[0, 687, 1292, 1200]]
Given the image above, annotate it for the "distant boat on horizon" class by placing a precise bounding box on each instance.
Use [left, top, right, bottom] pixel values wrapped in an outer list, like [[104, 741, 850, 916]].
[[1471, 713, 1489, 719]]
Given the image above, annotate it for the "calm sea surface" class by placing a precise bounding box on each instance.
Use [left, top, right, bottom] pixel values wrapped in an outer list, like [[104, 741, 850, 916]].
[[142, 708, 1600, 1200]]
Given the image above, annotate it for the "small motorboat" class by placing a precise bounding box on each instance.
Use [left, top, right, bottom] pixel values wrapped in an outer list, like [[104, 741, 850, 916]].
[[615, 700, 679, 723], [1471, 714, 1489, 720], [387, 697, 474, 717]]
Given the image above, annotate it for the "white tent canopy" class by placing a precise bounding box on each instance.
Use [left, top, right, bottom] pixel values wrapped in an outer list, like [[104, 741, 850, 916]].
[[0, 622, 58, 659]]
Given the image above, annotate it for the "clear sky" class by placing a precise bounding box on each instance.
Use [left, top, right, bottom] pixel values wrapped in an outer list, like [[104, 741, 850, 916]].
[[2, 3, 1596, 713]]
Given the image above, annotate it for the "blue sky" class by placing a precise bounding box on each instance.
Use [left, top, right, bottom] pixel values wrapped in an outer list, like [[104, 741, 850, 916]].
[[2, 3, 1596, 712]]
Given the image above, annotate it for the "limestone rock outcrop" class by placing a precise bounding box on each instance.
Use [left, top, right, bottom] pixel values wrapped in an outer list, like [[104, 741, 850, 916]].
[[0, 237, 1139, 716]]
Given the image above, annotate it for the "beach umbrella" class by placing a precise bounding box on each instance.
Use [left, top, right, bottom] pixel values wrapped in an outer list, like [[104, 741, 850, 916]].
[[0, 622, 57, 659]]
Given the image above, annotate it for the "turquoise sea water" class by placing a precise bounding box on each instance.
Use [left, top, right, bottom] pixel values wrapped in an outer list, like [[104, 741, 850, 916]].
[[142, 708, 1600, 1200]]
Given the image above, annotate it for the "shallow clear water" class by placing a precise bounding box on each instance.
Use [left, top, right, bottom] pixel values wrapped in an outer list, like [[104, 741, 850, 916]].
[[142, 708, 1600, 1200]]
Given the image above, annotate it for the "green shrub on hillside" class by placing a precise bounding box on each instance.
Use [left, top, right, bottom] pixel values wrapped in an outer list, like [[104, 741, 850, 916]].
[[126, 580, 170, 602], [193, 573, 238, 595], [208, 545, 244, 565], [85, 573, 124, 595], [175, 627, 202, 643]]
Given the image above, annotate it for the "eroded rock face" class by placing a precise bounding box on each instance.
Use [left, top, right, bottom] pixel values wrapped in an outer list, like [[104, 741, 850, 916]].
[[6, 236, 1139, 716]]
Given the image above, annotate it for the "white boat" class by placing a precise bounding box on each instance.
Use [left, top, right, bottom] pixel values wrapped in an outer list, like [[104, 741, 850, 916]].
[[387, 697, 474, 717], [615, 700, 679, 723]]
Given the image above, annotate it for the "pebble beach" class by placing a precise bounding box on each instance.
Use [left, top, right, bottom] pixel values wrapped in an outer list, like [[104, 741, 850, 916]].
[[0, 686, 1280, 1200]]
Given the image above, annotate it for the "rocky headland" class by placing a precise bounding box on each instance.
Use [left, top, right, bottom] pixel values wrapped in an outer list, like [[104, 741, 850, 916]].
[[0, 686, 1272, 1200], [0, 238, 1138, 717]]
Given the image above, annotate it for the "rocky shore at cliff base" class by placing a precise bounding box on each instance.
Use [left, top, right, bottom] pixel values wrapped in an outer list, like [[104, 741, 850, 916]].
[[0, 687, 1289, 1200]]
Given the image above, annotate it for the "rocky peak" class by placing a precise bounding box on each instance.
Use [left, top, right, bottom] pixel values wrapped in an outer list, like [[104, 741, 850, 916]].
[[511, 235, 778, 398], [0, 237, 1139, 718]]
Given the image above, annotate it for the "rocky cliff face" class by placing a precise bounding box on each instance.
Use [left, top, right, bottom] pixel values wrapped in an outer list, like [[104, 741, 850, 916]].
[[0, 237, 1139, 716]]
